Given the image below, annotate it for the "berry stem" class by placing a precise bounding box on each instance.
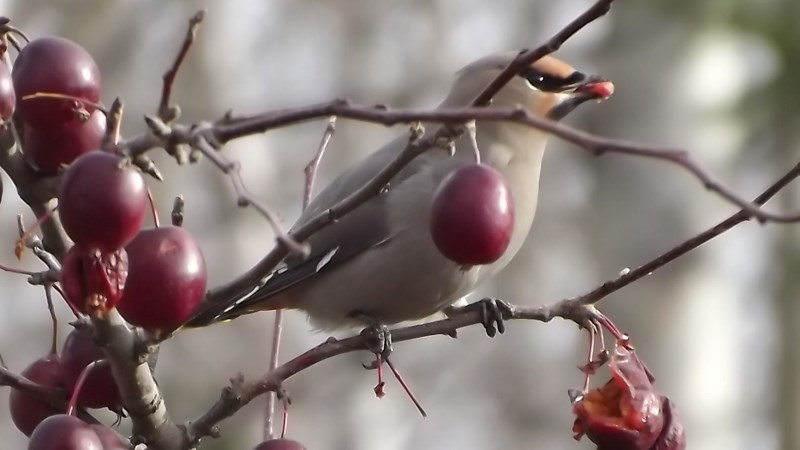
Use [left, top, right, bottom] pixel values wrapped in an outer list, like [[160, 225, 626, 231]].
[[385, 358, 427, 417], [67, 360, 105, 416], [44, 286, 59, 355], [147, 187, 160, 228]]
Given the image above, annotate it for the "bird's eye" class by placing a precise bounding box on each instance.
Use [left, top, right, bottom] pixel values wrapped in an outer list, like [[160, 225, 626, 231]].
[[519, 68, 586, 92]]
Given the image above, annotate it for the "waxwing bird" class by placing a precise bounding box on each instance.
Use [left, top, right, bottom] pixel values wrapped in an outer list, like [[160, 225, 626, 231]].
[[187, 51, 614, 331]]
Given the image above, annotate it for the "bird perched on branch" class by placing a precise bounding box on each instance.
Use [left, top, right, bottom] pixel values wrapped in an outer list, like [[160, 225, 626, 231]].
[[186, 51, 614, 334]]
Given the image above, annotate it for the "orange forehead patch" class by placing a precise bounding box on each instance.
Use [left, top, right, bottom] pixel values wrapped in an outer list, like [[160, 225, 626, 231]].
[[530, 55, 576, 78]]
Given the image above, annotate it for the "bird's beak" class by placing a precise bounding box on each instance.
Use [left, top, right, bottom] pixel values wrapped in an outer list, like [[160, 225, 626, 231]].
[[574, 78, 615, 99], [547, 76, 614, 120]]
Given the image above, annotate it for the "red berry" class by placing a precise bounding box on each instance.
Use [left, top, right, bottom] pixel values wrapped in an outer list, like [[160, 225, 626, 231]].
[[27, 414, 103, 450], [89, 424, 130, 450], [60, 328, 122, 410], [430, 164, 515, 265], [58, 151, 147, 252], [24, 110, 106, 176], [61, 245, 128, 316], [252, 438, 308, 450], [0, 60, 15, 123], [118, 226, 207, 331], [12, 36, 101, 128], [9, 354, 64, 437]]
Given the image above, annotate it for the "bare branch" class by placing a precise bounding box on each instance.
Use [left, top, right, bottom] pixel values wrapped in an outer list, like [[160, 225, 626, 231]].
[[89, 310, 184, 449], [159, 9, 206, 123], [189, 132, 309, 257], [303, 116, 337, 206], [575, 160, 800, 306], [101, 98, 123, 150], [207, 103, 800, 223]]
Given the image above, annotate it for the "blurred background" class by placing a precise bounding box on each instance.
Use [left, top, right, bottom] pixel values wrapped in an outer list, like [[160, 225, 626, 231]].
[[1, 0, 799, 449]]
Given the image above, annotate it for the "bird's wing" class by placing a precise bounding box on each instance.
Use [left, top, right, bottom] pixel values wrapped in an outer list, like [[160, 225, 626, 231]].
[[194, 131, 447, 324]]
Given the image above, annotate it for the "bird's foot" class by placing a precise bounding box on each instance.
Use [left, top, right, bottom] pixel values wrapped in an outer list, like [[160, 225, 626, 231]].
[[445, 297, 513, 338], [358, 321, 393, 370]]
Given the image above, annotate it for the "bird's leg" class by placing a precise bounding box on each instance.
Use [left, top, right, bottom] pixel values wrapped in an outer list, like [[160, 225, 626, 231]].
[[444, 297, 513, 337], [353, 313, 393, 370]]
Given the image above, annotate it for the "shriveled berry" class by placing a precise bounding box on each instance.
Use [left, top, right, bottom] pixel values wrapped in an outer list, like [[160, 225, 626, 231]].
[[12, 36, 101, 127], [9, 354, 64, 436], [60, 328, 121, 411], [118, 226, 207, 331], [61, 245, 128, 316], [24, 110, 105, 176], [58, 151, 147, 252], [652, 398, 686, 450], [572, 343, 665, 450], [430, 164, 514, 265]]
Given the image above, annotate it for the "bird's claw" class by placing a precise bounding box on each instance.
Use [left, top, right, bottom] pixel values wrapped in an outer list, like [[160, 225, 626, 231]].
[[446, 297, 512, 337], [360, 322, 393, 362]]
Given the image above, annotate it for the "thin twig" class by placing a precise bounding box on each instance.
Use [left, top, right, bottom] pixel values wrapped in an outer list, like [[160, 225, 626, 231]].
[[265, 118, 338, 439], [207, 104, 800, 223], [44, 286, 58, 353], [263, 310, 284, 441], [101, 98, 123, 151], [303, 116, 337, 205], [159, 9, 206, 123], [189, 135, 309, 257], [172, 195, 185, 227], [575, 161, 800, 306]]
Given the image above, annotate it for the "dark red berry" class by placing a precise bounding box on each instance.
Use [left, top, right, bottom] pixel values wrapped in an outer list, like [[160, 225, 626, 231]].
[[58, 151, 147, 252], [118, 226, 207, 331], [24, 110, 105, 176], [60, 328, 121, 410], [89, 424, 130, 450], [0, 60, 15, 123], [9, 354, 64, 437], [27, 414, 103, 450], [252, 438, 308, 450], [430, 164, 515, 265], [61, 245, 128, 316], [12, 36, 101, 128]]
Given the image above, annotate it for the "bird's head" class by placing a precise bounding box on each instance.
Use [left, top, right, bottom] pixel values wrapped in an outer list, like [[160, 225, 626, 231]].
[[444, 51, 614, 120]]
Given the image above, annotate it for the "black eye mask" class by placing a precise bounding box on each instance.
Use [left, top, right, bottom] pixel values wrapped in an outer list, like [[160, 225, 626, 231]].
[[518, 67, 587, 93]]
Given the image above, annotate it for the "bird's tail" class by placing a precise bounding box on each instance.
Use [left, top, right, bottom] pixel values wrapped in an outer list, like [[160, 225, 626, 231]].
[[182, 287, 288, 328]]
